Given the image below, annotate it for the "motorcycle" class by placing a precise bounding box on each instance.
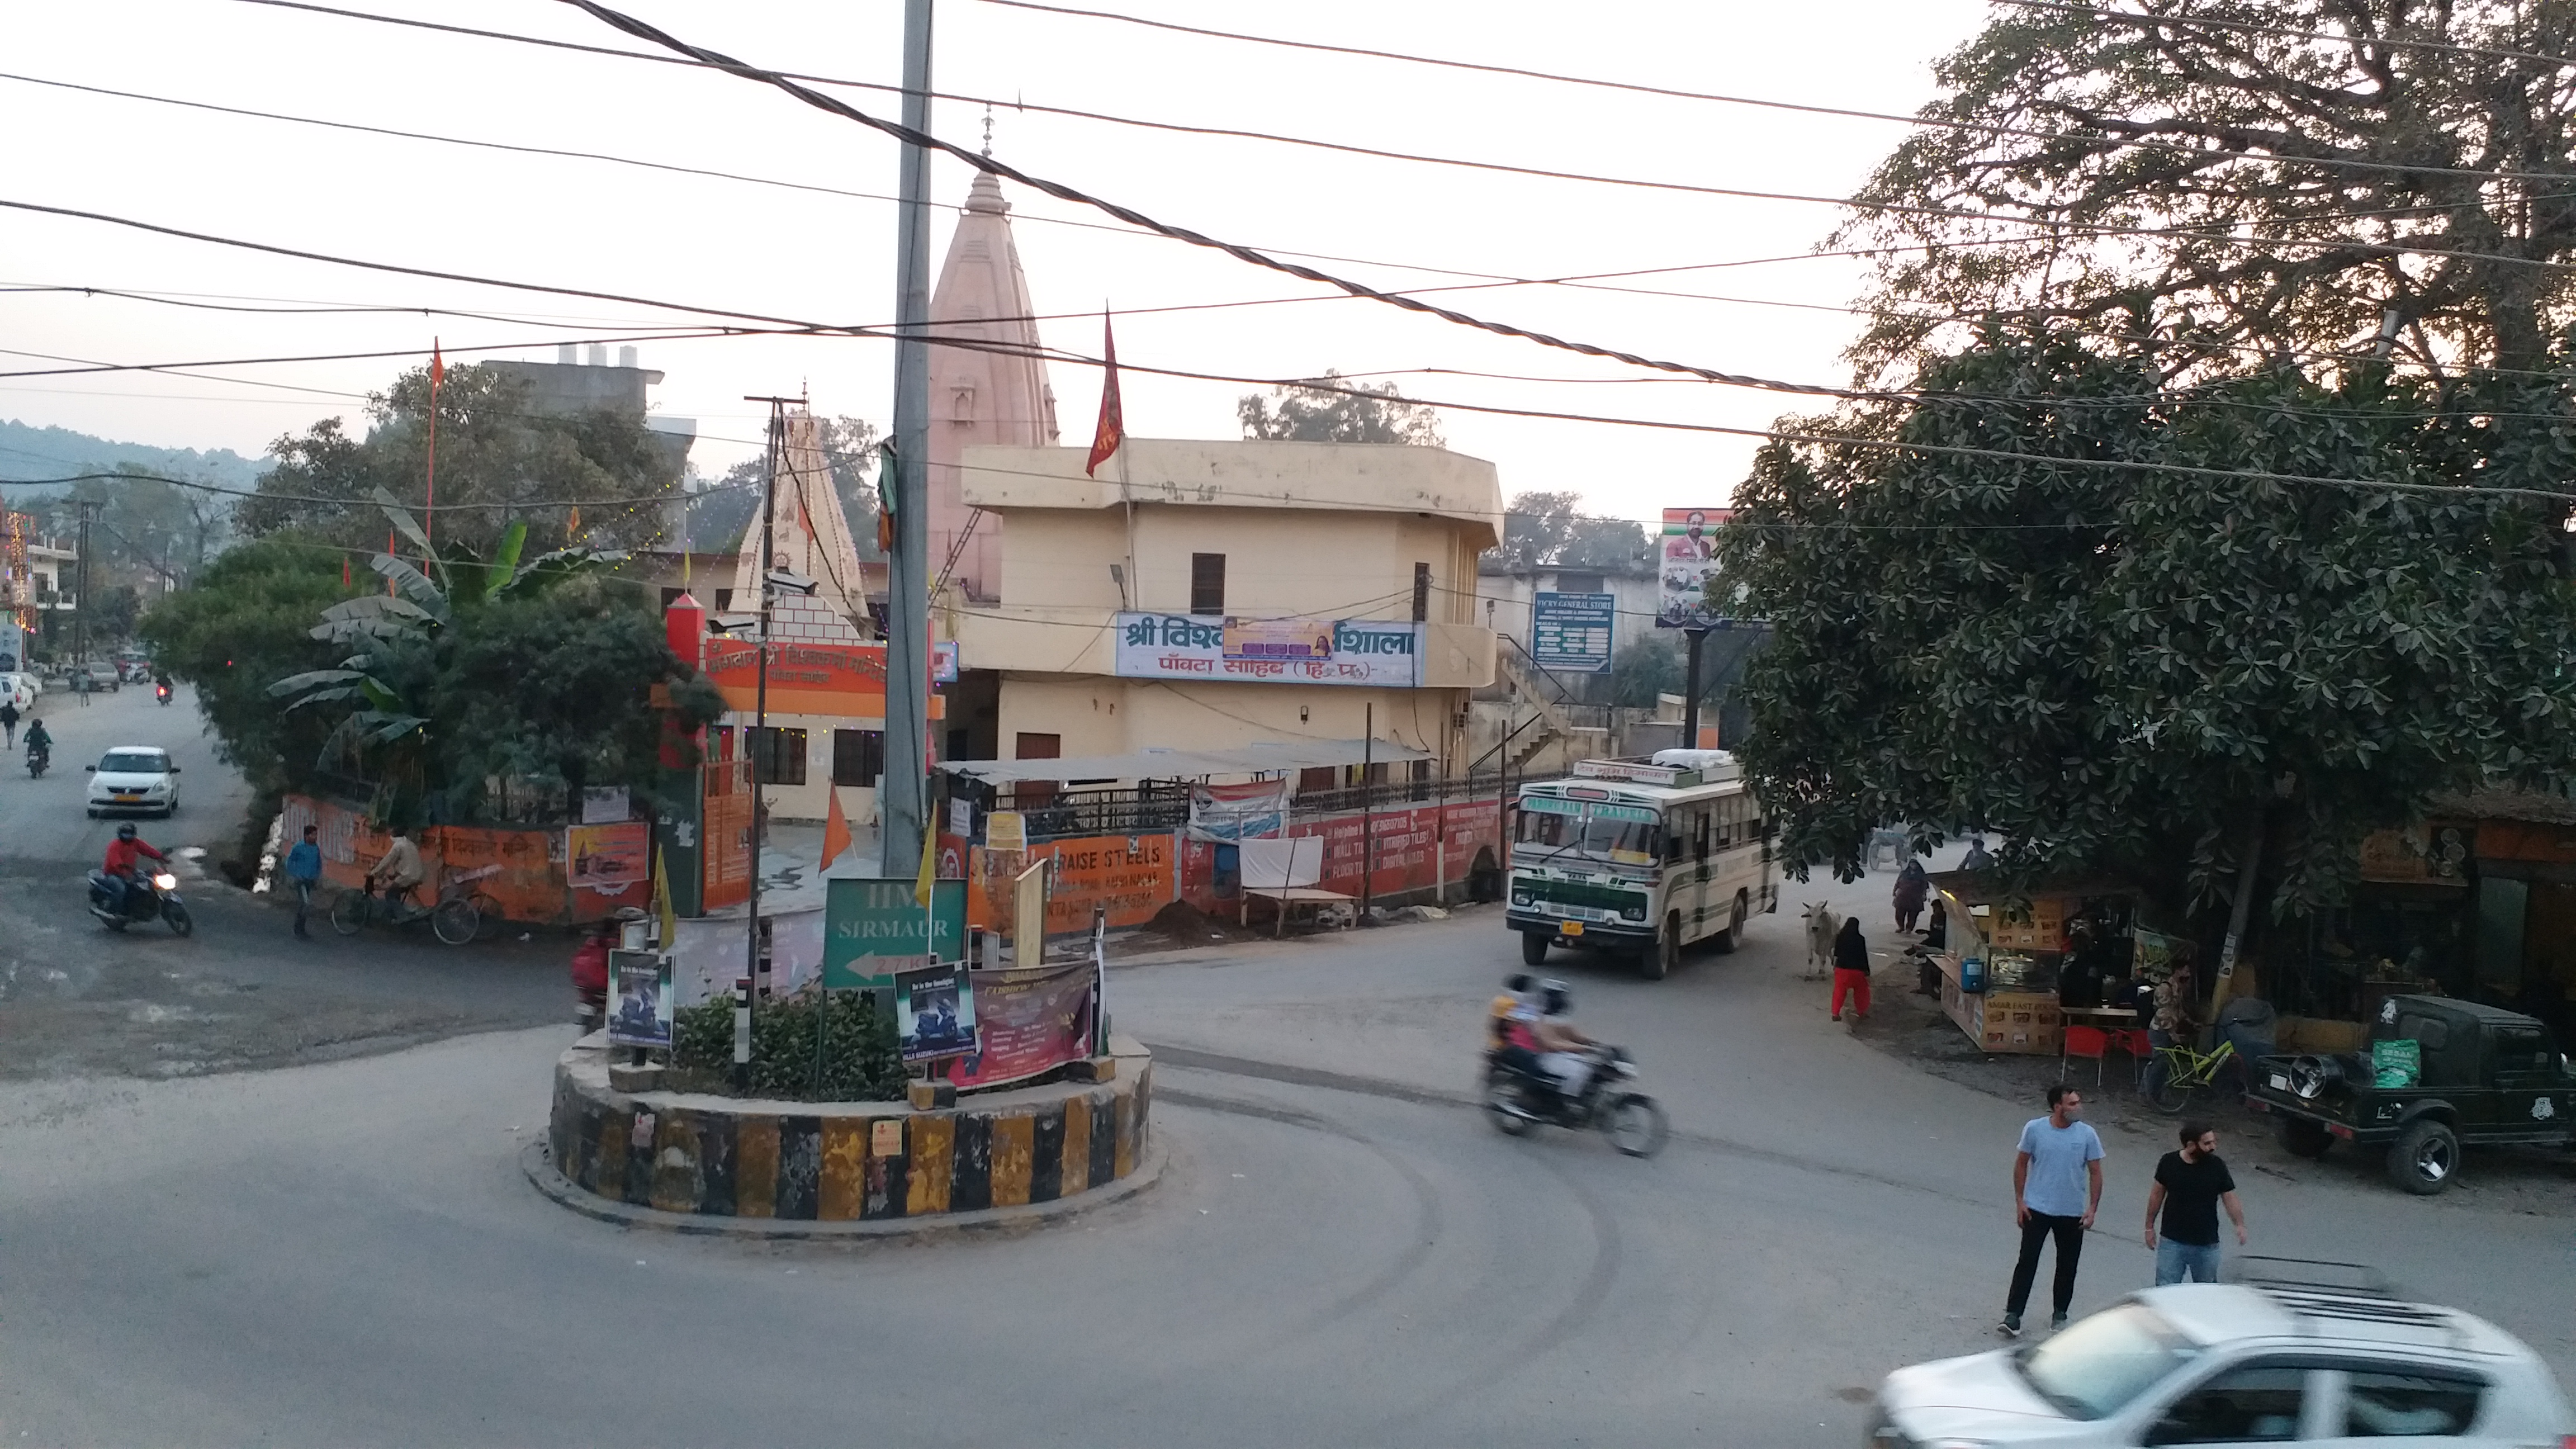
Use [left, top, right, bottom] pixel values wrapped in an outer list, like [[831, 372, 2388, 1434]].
[[1484, 1043, 1669, 1157], [155, 682, 172, 706], [26, 746, 47, 778], [87, 868, 194, 936]]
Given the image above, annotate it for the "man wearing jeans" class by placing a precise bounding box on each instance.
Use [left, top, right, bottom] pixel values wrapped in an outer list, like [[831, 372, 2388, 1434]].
[[2144, 1121, 2246, 1285], [283, 825, 323, 940], [2002, 1083, 2104, 1338]]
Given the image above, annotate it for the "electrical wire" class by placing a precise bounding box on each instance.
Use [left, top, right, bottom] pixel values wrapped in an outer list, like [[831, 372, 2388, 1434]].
[[978, 0, 2576, 188]]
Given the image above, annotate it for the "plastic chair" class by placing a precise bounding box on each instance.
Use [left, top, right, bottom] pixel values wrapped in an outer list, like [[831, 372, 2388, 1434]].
[[2111, 1028, 2153, 1086], [2061, 1025, 2110, 1085]]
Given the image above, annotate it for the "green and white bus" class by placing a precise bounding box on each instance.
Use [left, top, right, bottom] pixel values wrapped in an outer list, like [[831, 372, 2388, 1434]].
[[1507, 752, 1778, 980]]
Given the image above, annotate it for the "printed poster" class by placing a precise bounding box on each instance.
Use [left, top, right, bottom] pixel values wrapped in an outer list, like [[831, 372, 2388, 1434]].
[[607, 948, 673, 1048], [894, 963, 979, 1063], [934, 959, 1096, 1091], [1187, 780, 1288, 842], [1656, 506, 1731, 628], [567, 821, 649, 895]]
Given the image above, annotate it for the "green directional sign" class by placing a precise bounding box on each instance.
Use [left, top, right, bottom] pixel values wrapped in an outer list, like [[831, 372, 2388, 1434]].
[[823, 878, 967, 989]]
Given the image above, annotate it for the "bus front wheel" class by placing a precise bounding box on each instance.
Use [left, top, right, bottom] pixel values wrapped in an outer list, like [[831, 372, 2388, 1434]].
[[1519, 930, 1550, 966], [1639, 914, 1679, 980]]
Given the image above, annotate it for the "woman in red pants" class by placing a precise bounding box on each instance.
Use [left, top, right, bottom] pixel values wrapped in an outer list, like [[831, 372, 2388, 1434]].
[[1831, 916, 1872, 1022]]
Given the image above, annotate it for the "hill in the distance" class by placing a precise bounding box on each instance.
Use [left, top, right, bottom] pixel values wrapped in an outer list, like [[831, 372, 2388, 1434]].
[[0, 417, 267, 494]]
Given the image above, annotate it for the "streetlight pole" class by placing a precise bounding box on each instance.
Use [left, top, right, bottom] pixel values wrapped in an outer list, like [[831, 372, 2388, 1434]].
[[882, 0, 936, 887]]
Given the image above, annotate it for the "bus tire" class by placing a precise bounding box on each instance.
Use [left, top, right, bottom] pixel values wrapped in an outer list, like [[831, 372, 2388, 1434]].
[[1712, 892, 1747, 954], [1519, 930, 1549, 966], [1640, 915, 1678, 980]]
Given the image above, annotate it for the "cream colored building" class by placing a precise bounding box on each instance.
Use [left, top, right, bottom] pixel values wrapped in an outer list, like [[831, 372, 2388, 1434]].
[[946, 438, 1500, 780]]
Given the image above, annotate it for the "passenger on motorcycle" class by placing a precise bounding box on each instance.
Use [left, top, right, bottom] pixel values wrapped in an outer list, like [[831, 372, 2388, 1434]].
[[1530, 979, 1601, 1107], [102, 822, 168, 916], [1489, 972, 1543, 1081]]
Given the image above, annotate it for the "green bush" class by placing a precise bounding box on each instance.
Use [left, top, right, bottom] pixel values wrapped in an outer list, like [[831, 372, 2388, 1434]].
[[670, 988, 905, 1101]]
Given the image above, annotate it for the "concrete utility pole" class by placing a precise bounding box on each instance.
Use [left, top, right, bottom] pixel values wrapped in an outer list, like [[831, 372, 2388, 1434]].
[[1679, 627, 1708, 749], [881, 0, 936, 887]]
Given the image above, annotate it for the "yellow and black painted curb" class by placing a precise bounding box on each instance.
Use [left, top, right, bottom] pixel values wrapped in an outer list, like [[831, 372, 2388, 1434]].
[[543, 1040, 1153, 1229]]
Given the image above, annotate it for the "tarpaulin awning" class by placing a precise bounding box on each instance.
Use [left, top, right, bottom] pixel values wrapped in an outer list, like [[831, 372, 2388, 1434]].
[[936, 737, 1430, 786]]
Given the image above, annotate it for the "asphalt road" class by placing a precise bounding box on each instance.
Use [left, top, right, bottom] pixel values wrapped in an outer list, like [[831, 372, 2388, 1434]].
[[1, 853, 2568, 1446], [0, 681, 569, 1080]]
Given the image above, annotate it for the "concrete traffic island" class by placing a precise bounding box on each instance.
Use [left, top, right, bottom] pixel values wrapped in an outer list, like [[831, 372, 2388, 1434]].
[[532, 1034, 1157, 1237]]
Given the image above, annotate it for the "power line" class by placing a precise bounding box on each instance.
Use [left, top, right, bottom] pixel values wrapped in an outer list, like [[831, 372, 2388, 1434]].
[[978, 0, 2576, 188], [222, 0, 2576, 272]]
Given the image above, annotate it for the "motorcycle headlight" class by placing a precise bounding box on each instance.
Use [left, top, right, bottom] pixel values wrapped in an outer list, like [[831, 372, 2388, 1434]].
[[151, 873, 178, 891]]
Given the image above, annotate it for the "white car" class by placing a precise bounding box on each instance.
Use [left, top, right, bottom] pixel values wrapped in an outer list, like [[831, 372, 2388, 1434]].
[[0, 672, 33, 714], [1870, 1283, 2571, 1448], [85, 745, 182, 818]]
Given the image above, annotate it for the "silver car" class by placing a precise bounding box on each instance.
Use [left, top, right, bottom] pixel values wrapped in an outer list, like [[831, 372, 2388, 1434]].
[[1870, 1284, 2571, 1448]]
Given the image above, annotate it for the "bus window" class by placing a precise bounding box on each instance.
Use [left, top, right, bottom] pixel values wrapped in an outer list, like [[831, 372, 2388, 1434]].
[[1517, 810, 1574, 847], [1693, 810, 1709, 861]]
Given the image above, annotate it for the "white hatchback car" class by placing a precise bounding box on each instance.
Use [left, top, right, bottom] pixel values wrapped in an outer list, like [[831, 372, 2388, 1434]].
[[1871, 1283, 2571, 1448], [86, 745, 181, 818]]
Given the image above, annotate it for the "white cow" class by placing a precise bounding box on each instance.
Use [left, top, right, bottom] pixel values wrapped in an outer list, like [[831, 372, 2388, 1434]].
[[1802, 901, 1840, 981]]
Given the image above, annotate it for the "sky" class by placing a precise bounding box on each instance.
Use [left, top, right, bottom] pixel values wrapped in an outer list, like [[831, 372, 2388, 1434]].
[[0, 0, 1992, 528]]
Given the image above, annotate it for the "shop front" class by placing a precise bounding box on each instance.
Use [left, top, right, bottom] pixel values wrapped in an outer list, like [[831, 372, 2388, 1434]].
[[1922, 876, 2175, 1058]]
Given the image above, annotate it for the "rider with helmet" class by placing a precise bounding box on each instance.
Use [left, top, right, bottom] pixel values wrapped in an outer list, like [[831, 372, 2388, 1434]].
[[102, 822, 168, 917], [1530, 979, 1602, 1107]]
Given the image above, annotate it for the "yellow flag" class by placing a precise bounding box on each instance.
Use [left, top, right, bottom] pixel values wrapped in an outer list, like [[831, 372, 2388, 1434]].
[[652, 845, 676, 948], [913, 813, 937, 908]]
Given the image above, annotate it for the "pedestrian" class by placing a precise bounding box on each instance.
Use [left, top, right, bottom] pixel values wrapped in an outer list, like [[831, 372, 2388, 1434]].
[[283, 824, 323, 939], [1961, 835, 1995, 872], [1892, 858, 1929, 933], [2001, 1083, 2104, 1338], [1830, 916, 1871, 1022], [74, 670, 91, 707], [2143, 1120, 2246, 1286], [0, 696, 16, 749]]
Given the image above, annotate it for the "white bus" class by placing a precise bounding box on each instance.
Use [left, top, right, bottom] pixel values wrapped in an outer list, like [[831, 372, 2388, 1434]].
[[1507, 752, 1779, 979]]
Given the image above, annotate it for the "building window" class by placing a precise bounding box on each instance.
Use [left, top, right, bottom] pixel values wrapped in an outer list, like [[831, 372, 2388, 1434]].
[[832, 729, 883, 787], [1298, 766, 1336, 795], [1190, 553, 1225, 616], [1412, 562, 1432, 622], [714, 588, 735, 613], [660, 586, 685, 610], [749, 726, 808, 785], [1014, 732, 1062, 808]]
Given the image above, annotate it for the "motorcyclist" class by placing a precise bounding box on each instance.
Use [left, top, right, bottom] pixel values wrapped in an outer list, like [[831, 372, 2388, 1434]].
[[571, 920, 614, 1029], [102, 822, 168, 917], [21, 716, 49, 768], [1530, 979, 1602, 1109], [366, 829, 427, 918]]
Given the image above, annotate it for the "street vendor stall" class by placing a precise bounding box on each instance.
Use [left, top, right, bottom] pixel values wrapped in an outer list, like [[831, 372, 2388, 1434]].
[[1922, 875, 2171, 1057]]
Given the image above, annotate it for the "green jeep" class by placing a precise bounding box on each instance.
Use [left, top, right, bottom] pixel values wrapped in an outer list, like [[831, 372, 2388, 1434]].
[[2246, 993, 2575, 1195]]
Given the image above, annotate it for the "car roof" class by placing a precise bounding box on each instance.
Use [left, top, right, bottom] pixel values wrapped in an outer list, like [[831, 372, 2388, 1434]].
[[2139, 1284, 2529, 1363], [102, 745, 169, 757], [2389, 993, 2546, 1029]]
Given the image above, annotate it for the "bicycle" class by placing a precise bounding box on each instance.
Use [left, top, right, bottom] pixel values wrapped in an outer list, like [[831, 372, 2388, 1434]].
[[330, 864, 491, 946], [2142, 1036, 2244, 1114]]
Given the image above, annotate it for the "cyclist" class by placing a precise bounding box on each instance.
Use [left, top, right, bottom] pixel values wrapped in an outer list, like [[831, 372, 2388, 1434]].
[[367, 830, 427, 918]]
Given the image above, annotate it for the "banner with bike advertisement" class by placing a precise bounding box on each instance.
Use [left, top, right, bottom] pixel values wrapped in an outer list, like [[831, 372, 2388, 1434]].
[[607, 949, 673, 1049], [893, 963, 979, 1063]]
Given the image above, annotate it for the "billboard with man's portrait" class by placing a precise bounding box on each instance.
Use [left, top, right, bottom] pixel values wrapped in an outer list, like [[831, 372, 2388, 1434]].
[[1656, 507, 1732, 628]]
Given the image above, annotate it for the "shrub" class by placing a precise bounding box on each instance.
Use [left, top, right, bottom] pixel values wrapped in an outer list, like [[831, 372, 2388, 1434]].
[[670, 987, 905, 1101]]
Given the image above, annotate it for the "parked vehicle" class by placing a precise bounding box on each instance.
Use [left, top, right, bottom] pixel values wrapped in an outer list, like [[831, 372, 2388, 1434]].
[[86, 866, 193, 936], [1870, 1278, 2572, 1448], [1483, 1041, 1668, 1157], [83, 660, 120, 692], [1508, 751, 1778, 980], [2245, 994, 2575, 1195], [84, 746, 181, 818], [0, 671, 35, 714]]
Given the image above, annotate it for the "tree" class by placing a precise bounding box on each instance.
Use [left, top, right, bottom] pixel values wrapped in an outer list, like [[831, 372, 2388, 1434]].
[[266, 498, 721, 825], [1494, 490, 1651, 570], [1238, 371, 1445, 445], [138, 535, 359, 798], [1716, 329, 2576, 922], [20, 465, 232, 591], [1840, 1, 2576, 383], [240, 364, 679, 557]]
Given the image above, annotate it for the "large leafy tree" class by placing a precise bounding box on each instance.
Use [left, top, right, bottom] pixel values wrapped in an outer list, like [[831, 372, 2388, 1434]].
[[1238, 371, 1445, 445], [240, 363, 679, 556], [1493, 490, 1652, 570], [137, 535, 358, 797], [1841, 0, 2576, 383], [1717, 330, 2576, 920]]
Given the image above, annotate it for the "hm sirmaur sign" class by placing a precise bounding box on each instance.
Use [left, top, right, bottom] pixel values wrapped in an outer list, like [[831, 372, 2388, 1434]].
[[823, 878, 967, 989]]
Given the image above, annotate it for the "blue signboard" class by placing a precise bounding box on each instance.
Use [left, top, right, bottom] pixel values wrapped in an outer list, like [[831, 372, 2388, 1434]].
[[1530, 591, 1616, 674]]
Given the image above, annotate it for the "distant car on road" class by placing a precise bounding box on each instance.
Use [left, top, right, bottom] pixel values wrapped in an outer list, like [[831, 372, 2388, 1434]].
[[1869, 1281, 2572, 1448], [86, 745, 181, 818], [82, 660, 121, 693]]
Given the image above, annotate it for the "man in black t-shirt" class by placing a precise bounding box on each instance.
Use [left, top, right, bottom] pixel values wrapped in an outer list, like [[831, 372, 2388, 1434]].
[[2143, 1121, 2246, 1285]]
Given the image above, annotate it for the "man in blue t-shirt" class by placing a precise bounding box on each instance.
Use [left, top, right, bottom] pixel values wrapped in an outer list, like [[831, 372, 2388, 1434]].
[[2001, 1082, 2105, 1338]]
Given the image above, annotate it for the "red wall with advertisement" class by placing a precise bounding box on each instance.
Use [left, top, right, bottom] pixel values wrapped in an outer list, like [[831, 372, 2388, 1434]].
[[1177, 798, 1502, 911], [280, 794, 651, 925]]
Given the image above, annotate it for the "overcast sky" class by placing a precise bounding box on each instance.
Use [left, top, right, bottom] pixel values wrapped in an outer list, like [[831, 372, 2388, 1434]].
[[0, 0, 1990, 526]]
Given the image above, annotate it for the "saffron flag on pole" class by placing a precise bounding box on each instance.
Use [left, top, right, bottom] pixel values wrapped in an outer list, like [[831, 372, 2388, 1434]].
[[822, 787, 853, 871], [913, 811, 937, 908], [652, 845, 676, 950], [1084, 311, 1123, 477]]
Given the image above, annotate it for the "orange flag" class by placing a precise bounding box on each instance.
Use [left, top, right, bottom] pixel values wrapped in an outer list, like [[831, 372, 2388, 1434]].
[[1084, 311, 1123, 477], [821, 787, 853, 871]]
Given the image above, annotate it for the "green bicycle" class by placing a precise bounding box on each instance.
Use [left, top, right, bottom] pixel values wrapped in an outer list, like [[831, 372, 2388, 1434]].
[[2142, 1037, 2244, 1114]]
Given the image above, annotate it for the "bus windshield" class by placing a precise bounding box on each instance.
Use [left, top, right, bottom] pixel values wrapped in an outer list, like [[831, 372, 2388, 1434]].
[[1516, 802, 1660, 865]]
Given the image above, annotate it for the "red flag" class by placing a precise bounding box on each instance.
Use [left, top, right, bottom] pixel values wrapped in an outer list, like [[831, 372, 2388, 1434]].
[[1085, 312, 1123, 477]]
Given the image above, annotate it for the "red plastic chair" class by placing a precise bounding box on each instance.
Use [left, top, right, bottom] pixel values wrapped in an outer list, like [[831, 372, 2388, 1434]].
[[2110, 1028, 2153, 1086], [2061, 1025, 2110, 1085]]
